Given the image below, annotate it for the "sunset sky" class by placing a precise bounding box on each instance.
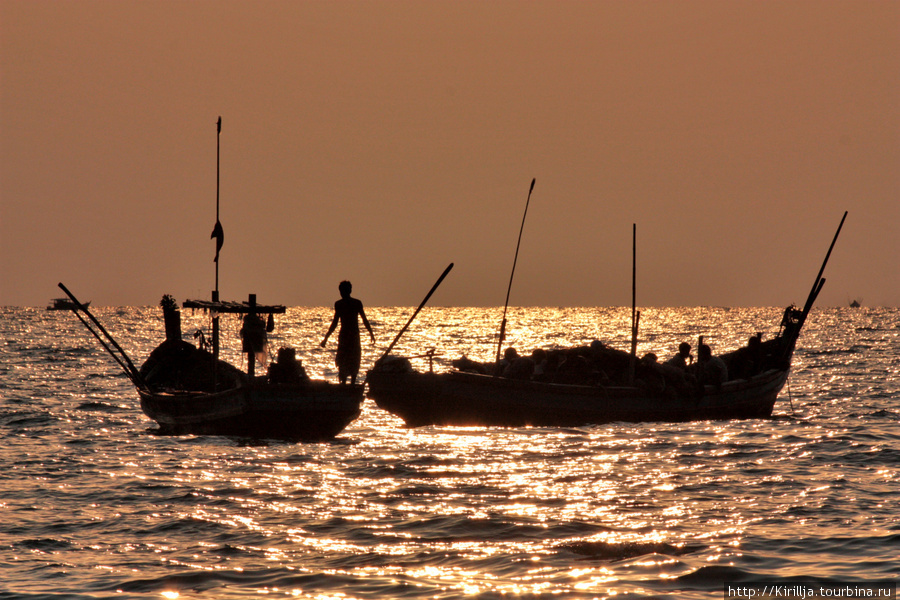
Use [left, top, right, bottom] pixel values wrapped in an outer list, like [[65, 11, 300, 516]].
[[2, 0, 898, 308]]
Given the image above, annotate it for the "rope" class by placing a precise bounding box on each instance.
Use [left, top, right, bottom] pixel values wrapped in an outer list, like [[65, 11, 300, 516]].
[[787, 373, 795, 416]]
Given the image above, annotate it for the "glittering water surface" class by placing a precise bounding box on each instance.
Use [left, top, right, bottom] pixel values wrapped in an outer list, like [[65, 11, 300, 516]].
[[1, 306, 898, 599]]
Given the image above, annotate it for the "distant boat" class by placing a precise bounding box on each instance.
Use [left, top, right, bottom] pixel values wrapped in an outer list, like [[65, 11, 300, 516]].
[[849, 299, 861, 308], [48, 297, 89, 311], [367, 213, 848, 429]]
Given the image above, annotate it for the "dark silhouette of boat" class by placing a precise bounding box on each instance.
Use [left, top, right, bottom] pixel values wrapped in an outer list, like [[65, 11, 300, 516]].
[[367, 308, 801, 427], [48, 297, 89, 310], [138, 295, 363, 441], [367, 214, 847, 428], [849, 299, 861, 308], [55, 118, 362, 442], [58, 284, 364, 442], [137, 382, 363, 441]]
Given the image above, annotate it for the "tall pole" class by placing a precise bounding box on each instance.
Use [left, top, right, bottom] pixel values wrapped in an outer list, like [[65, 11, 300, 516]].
[[496, 178, 536, 364], [215, 116, 221, 294], [378, 263, 454, 363], [212, 116, 222, 361], [628, 224, 639, 385], [799, 211, 848, 327]]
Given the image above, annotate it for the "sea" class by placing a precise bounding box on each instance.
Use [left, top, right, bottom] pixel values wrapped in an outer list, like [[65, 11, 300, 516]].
[[1, 305, 897, 599]]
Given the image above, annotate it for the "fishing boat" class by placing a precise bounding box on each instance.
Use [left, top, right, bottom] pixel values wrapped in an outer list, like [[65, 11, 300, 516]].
[[367, 308, 799, 427], [56, 118, 363, 441], [367, 213, 847, 428], [58, 285, 364, 441], [48, 297, 89, 310]]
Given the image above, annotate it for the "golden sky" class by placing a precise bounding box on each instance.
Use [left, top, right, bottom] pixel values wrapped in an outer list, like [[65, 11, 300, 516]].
[[2, 0, 898, 307]]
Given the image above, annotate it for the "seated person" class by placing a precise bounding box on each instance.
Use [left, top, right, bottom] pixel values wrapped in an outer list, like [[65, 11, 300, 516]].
[[696, 344, 728, 388], [665, 342, 692, 369], [267, 347, 308, 384]]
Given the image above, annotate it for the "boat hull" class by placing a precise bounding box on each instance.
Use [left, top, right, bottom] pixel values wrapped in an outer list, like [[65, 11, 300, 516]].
[[48, 299, 90, 310], [366, 368, 788, 428], [139, 381, 364, 441]]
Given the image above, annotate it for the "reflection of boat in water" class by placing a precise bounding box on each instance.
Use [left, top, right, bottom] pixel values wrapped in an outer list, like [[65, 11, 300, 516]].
[[368, 214, 848, 428], [48, 297, 89, 310]]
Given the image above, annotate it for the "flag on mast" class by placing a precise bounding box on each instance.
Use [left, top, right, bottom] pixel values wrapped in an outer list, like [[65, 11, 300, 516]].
[[211, 220, 224, 262], [212, 116, 223, 262]]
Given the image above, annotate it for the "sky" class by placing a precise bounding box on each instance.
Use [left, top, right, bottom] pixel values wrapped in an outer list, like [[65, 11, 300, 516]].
[[2, 0, 898, 308]]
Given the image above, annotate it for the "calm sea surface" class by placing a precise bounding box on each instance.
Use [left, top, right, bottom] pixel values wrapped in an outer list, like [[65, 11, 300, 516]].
[[1, 306, 897, 599]]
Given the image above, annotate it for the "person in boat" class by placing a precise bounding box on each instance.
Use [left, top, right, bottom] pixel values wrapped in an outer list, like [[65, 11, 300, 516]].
[[321, 280, 375, 385], [730, 333, 764, 380], [530, 348, 549, 380], [502, 350, 535, 380], [554, 348, 594, 385], [650, 351, 695, 397], [637, 352, 667, 393], [495, 347, 519, 376], [240, 310, 268, 368], [696, 344, 728, 388], [665, 342, 692, 369], [267, 347, 309, 384]]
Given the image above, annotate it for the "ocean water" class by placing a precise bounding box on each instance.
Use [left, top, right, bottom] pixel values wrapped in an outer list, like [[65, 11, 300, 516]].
[[1, 305, 897, 599]]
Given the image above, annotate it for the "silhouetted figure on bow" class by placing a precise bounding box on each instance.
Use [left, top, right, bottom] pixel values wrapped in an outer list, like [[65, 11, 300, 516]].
[[321, 281, 375, 384]]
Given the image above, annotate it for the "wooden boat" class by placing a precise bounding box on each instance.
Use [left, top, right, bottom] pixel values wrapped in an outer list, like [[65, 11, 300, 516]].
[[56, 118, 363, 442], [138, 381, 364, 442], [367, 307, 799, 427], [367, 214, 847, 429], [48, 297, 89, 310], [137, 307, 363, 442], [140, 295, 364, 441], [57, 285, 365, 441]]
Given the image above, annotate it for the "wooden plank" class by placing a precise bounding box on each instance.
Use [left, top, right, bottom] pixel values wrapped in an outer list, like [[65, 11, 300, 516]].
[[183, 299, 286, 314]]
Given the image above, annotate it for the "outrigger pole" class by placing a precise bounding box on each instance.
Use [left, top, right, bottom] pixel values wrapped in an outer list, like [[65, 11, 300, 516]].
[[378, 263, 454, 363], [798, 211, 848, 329], [628, 224, 640, 385], [496, 178, 536, 364], [777, 211, 847, 365], [57, 282, 150, 392]]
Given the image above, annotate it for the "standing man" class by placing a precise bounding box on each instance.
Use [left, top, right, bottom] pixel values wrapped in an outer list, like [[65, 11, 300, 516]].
[[321, 280, 375, 384]]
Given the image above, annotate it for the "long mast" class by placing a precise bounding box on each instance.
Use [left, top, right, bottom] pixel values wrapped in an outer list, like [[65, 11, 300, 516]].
[[496, 178, 536, 363], [215, 116, 221, 294], [212, 116, 222, 359]]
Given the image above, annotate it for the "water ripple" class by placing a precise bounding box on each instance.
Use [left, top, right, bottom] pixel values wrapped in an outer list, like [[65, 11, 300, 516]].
[[1, 307, 897, 598]]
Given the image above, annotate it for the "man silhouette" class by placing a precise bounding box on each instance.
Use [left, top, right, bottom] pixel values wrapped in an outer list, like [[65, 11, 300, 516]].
[[321, 281, 375, 384]]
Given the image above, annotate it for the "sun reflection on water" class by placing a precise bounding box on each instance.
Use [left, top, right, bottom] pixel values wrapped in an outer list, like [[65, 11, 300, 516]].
[[6, 307, 896, 597]]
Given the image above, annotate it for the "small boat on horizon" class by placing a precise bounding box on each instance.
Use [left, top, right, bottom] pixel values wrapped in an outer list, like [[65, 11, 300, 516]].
[[48, 297, 89, 311]]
